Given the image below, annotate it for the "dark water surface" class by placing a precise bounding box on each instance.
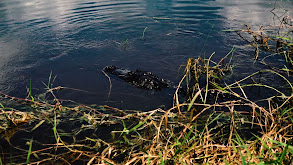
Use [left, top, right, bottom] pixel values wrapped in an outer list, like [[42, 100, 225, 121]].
[[0, 0, 292, 110]]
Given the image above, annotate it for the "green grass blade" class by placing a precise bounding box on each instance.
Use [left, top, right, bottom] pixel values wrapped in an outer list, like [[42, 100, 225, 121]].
[[234, 134, 252, 159], [187, 89, 202, 111], [204, 52, 215, 103], [270, 139, 293, 154], [53, 113, 58, 142], [255, 135, 278, 160], [29, 79, 34, 102], [181, 125, 196, 145], [285, 110, 293, 123], [279, 139, 292, 163], [159, 151, 164, 165], [31, 120, 45, 132], [119, 120, 128, 136], [267, 70, 293, 94], [281, 107, 292, 117], [128, 120, 147, 133], [26, 139, 33, 164], [239, 151, 247, 165], [48, 71, 52, 89], [207, 112, 223, 126], [121, 120, 126, 129]]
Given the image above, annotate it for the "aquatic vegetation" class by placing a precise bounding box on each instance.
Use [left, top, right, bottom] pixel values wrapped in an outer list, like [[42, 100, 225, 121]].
[[0, 54, 292, 164], [229, 2, 293, 72], [142, 27, 148, 39], [234, 24, 293, 66]]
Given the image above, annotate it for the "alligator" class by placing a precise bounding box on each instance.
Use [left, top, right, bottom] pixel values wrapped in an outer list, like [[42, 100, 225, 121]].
[[103, 65, 240, 101], [103, 65, 169, 91]]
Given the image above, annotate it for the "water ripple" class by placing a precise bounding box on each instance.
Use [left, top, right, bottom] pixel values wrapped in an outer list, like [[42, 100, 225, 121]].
[[0, 0, 292, 109]]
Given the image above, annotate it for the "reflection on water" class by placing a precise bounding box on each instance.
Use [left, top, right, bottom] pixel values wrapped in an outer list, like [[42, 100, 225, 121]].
[[0, 0, 292, 110]]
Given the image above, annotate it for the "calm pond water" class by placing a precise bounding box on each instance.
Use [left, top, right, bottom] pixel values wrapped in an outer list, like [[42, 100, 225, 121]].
[[0, 0, 292, 110]]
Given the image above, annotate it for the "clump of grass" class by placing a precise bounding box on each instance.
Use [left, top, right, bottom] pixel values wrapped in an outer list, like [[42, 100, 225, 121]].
[[233, 24, 293, 66], [0, 53, 292, 164], [178, 51, 233, 98], [227, 2, 293, 72]]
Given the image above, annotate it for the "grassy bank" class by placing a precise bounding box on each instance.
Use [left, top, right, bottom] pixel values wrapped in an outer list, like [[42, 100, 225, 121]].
[[0, 52, 292, 164]]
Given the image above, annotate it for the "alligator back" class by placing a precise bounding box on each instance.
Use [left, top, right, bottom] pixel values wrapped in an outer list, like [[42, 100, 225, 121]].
[[103, 65, 169, 90]]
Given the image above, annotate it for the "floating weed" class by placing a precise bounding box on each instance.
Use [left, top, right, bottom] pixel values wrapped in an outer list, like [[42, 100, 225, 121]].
[[142, 27, 148, 39], [152, 17, 171, 20], [124, 38, 128, 45]]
